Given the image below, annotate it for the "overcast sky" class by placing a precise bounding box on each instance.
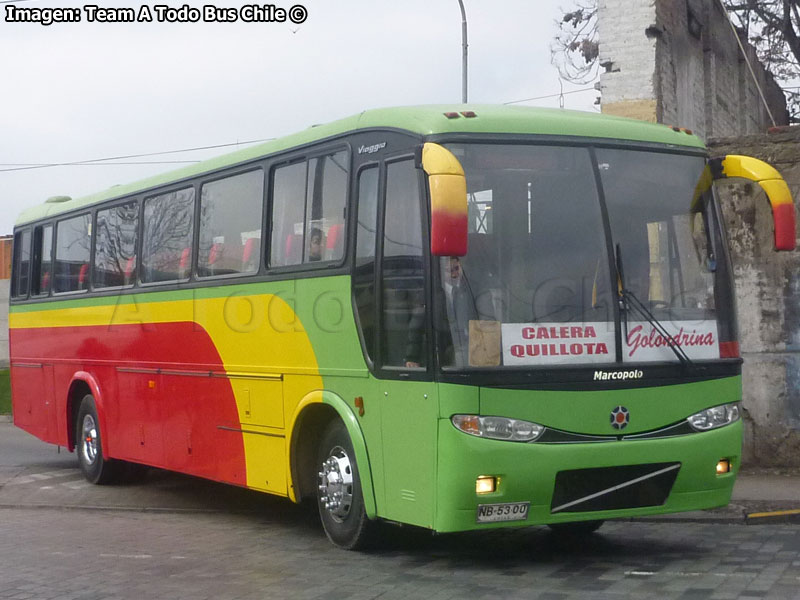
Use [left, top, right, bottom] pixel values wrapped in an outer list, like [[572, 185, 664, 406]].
[[0, 0, 599, 235]]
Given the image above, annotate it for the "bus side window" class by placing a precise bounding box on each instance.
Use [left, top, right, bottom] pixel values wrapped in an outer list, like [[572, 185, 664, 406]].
[[94, 201, 138, 289], [11, 229, 32, 299], [354, 166, 379, 361], [53, 215, 91, 294], [142, 188, 195, 283], [31, 224, 53, 297], [198, 169, 264, 277], [305, 150, 348, 264], [381, 159, 426, 369], [270, 162, 306, 268]]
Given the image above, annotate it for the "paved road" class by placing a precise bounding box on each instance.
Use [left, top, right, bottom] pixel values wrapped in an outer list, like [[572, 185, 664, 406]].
[[1, 425, 799, 599]]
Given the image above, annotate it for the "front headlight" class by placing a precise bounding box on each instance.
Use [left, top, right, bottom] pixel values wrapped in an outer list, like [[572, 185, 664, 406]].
[[451, 414, 544, 442], [687, 402, 741, 431]]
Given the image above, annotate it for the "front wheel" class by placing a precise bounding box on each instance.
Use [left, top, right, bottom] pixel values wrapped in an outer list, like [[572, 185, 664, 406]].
[[316, 420, 375, 550], [75, 394, 120, 484]]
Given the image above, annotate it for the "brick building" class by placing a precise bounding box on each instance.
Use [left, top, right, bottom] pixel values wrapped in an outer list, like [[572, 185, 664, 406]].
[[598, 0, 788, 138]]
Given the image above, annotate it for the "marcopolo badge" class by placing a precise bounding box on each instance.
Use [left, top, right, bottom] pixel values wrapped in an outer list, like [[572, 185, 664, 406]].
[[610, 406, 630, 430]]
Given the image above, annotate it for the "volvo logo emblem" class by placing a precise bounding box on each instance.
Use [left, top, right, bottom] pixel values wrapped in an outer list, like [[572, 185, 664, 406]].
[[610, 406, 630, 430]]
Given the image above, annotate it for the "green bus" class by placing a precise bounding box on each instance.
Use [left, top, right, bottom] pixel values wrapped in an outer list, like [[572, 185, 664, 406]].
[[10, 105, 795, 549]]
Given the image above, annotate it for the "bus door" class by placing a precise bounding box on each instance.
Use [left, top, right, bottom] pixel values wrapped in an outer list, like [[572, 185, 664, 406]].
[[374, 156, 438, 527]]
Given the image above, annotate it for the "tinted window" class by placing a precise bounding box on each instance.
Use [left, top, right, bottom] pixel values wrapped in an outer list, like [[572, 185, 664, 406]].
[[12, 229, 31, 299], [354, 166, 379, 361], [31, 225, 53, 297], [54, 214, 91, 293], [269, 162, 306, 267], [94, 201, 138, 288], [305, 151, 348, 263], [269, 150, 348, 268], [142, 188, 195, 283], [198, 170, 264, 277], [381, 160, 426, 368]]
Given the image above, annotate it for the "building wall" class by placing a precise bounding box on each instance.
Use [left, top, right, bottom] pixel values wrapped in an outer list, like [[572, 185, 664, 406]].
[[599, 0, 788, 138], [709, 129, 800, 467]]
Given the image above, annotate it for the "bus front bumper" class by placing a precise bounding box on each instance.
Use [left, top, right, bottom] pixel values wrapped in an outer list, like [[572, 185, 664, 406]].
[[434, 419, 741, 533]]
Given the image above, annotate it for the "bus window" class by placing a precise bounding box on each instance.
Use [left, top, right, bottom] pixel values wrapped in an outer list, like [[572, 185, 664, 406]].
[[354, 166, 379, 361], [94, 201, 138, 288], [270, 162, 306, 267], [599, 149, 716, 321], [54, 215, 91, 294], [31, 224, 53, 297], [381, 159, 426, 369], [305, 151, 348, 263], [11, 229, 31, 299], [270, 151, 348, 269], [198, 170, 264, 277], [141, 188, 195, 283]]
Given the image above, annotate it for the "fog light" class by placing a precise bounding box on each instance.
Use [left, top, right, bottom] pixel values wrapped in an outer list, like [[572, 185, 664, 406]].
[[716, 459, 731, 474], [476, 476, 496, 494]]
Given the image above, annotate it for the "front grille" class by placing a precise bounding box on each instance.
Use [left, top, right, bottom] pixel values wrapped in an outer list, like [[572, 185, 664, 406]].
[[550, 462, 680, 513]]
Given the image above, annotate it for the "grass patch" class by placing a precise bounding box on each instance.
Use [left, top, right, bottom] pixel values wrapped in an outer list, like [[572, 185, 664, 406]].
[[0, 369, 10, 415]]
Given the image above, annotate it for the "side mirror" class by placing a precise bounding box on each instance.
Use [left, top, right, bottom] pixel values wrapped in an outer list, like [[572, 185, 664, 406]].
[[420, 143, 468, 256], [710, 154, 796, 251]]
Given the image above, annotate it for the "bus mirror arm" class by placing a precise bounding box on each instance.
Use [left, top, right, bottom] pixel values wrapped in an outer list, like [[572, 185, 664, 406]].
[[709, 155, 797, 251]]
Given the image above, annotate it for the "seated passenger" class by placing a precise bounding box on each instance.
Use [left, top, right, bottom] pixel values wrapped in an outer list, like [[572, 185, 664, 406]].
[[308, 228, 323, 262]]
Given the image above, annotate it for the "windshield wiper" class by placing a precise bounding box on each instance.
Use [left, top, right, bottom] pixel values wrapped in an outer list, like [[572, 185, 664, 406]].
[[615, 244, 695, 369]]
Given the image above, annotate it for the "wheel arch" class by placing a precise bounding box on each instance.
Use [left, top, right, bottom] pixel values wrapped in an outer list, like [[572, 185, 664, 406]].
[[66, 372, 107, 454], [287, 390, 377, 519]]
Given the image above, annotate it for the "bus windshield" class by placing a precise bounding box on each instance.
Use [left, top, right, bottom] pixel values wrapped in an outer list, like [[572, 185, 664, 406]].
[[437, 143, 734, 369]]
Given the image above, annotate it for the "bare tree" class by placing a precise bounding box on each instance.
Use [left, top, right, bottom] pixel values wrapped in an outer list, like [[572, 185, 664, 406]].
[[552, 0, 800, 120], [551, 2, 599, 85], [727, 1, 800, 118]]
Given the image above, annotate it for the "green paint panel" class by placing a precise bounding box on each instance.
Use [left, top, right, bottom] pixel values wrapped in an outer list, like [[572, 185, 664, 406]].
[[478, 376, 741, 435]]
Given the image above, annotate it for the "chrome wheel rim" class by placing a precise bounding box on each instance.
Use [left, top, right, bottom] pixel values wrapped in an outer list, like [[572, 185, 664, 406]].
[[81, 414, 98, 466], [318, 445, 353, 522]]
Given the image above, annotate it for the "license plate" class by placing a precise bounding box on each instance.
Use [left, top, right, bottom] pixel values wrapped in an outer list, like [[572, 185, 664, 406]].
[[476, 502, 530, 523]]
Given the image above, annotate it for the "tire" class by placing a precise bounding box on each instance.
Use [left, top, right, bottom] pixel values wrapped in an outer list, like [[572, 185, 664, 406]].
[[75, 394, 120, 484], [547, 520, 604, 535], [316, 419, 375, 550]]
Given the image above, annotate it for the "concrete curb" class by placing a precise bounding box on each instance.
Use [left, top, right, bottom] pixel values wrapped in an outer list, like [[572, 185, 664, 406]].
[[0, 415, 11, 424]]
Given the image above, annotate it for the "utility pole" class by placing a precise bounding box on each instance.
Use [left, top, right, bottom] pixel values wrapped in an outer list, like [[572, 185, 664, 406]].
[[457, 0, 468, 103]]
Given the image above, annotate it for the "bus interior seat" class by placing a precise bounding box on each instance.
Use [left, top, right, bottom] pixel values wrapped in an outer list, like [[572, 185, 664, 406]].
[[284, 233, 303, 265], [242, 238, 259, 272], [124, 256, 136, 284], [325, 224, 344, 261], [178, 247, 191, 279], [77, 264, 89, 290]]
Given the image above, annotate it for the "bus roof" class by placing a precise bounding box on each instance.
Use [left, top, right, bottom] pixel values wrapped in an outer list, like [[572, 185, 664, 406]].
[[15, 104, 706, 227]]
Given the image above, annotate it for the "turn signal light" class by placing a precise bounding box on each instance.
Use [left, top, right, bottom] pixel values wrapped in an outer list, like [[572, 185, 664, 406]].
[[716, 459, 731, 475]]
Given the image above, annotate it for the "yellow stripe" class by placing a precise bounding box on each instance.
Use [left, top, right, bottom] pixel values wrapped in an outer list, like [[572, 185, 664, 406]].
[[747, 508, 800, 519]]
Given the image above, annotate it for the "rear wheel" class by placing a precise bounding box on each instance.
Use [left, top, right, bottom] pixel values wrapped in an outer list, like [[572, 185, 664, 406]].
[[316, 419, 375, 550], [75, 394, 120, 484]]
